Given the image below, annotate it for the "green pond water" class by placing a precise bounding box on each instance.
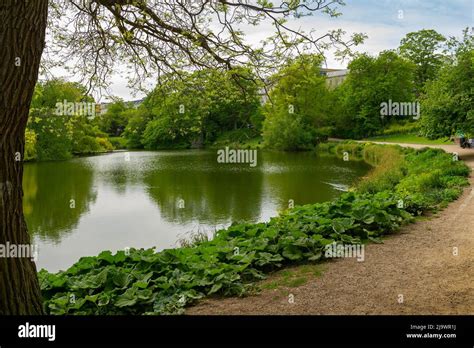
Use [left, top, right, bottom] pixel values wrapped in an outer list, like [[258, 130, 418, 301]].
[[23, 150, 371, 272]]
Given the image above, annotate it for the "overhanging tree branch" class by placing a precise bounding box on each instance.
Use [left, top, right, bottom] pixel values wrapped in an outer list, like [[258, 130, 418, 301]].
[[46, 0, 365, 95]]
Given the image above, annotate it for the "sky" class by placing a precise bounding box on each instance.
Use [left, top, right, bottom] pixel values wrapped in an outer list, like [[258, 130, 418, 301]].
[[51, 0, 473, 102], [322, 0, 473, 67]]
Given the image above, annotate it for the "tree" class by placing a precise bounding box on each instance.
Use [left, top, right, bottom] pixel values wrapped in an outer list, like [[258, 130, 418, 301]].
[[1, 0, 363, 314], [0, 0, 48, 315], [419, 29, 474, 138], [141, 72, 208, 149], [141, 68, 262, 149], [199, 68, 262, 140], [399, 29, 446, 95], [445, 27, 474, 61], [28, 80, 76, 161], [334, 51, 415, 138], [28, 79, 110, 160], [123, 107, 152, 149], [97, 100, 129, 136], [420, 49, 474, 138], [262, 54, 331, 150]]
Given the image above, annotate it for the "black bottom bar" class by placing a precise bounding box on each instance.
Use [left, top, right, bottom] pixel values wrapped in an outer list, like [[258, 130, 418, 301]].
[[0, 315, 472, 347]]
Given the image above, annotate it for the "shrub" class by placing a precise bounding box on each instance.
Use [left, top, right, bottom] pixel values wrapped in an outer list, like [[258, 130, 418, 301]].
[[24, 128, 37, 161], [109, 137, 128, 150], [33, 116, 73, 161], [96, 137, 114, 152], [263, 113, 318, 151], [381, 122, 420, 136], [74, 135, 102, 154]]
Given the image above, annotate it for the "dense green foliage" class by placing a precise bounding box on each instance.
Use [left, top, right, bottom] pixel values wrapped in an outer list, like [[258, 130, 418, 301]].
[[399, 29, 446, 95], [211, 128, 263, 149], [27, 79, 113, 161], [377, 122, 420, 136], [97, 101, 130, 137], [420, 49, 474, 138], [108, 136, 128, 150], [122, 107, 152, 149], [327, 28, 472, 141], [28, 28, 473, 158], [52, 70, 263, 152], [132, 68, 262, 150], [38, 144, 469, 315], [262, 55, 332, 150], [331, 51, 416, 139], [24, 129, 38, 161]]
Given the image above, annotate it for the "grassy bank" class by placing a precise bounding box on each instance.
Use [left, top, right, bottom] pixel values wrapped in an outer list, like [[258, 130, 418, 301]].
[[365, 134, 453, 145], [38, 143, 470, 315], [209, 129, 264, 150]]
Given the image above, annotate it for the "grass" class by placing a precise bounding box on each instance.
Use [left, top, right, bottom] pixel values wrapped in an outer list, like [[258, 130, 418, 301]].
[[210, 129, 264, 150], [365, 134, 453, 145], [357, 145, 405, 194]]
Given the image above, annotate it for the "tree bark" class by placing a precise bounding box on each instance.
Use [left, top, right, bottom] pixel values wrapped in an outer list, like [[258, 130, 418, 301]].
[[0, 0, 48, 315]]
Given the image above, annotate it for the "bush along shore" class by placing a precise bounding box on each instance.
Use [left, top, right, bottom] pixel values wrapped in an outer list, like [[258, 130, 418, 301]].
[[38, 143, 470, 314]]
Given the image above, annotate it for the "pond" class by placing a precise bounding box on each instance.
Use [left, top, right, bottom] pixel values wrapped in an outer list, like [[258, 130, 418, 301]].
[[23, 150, 371, 272]]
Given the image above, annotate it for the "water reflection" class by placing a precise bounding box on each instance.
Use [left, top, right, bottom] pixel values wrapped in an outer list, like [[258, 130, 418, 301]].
[[23, 150, 370, 271], [23, 160, 97, 243], [142, 151, 264, 224], [261, 151, 362, 210]]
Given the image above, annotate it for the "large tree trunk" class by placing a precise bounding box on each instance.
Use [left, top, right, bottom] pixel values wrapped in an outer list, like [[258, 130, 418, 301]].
[[0, 0, 48, 315]]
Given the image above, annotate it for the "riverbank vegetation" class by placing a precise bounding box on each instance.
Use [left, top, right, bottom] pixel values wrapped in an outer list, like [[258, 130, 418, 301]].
[[26, 80, 113, 161], [261, 54, 332, 150], [26, 27, 472, 161], [365, 134, 453, 145], [139, 68, 262, 150], [118, 27, 472, 149], [38, 143, 470, 314]]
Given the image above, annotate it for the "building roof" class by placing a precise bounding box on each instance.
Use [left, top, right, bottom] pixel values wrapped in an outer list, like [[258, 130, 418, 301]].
[[326, 69, 350, 78]]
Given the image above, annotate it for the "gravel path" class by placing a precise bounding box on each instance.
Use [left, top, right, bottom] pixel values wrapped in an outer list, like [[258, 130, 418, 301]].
[[187, 143, 474, 315]]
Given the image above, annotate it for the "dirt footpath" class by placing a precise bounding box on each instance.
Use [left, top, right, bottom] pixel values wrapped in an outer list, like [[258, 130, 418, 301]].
[[187, 143, 474, 315]]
